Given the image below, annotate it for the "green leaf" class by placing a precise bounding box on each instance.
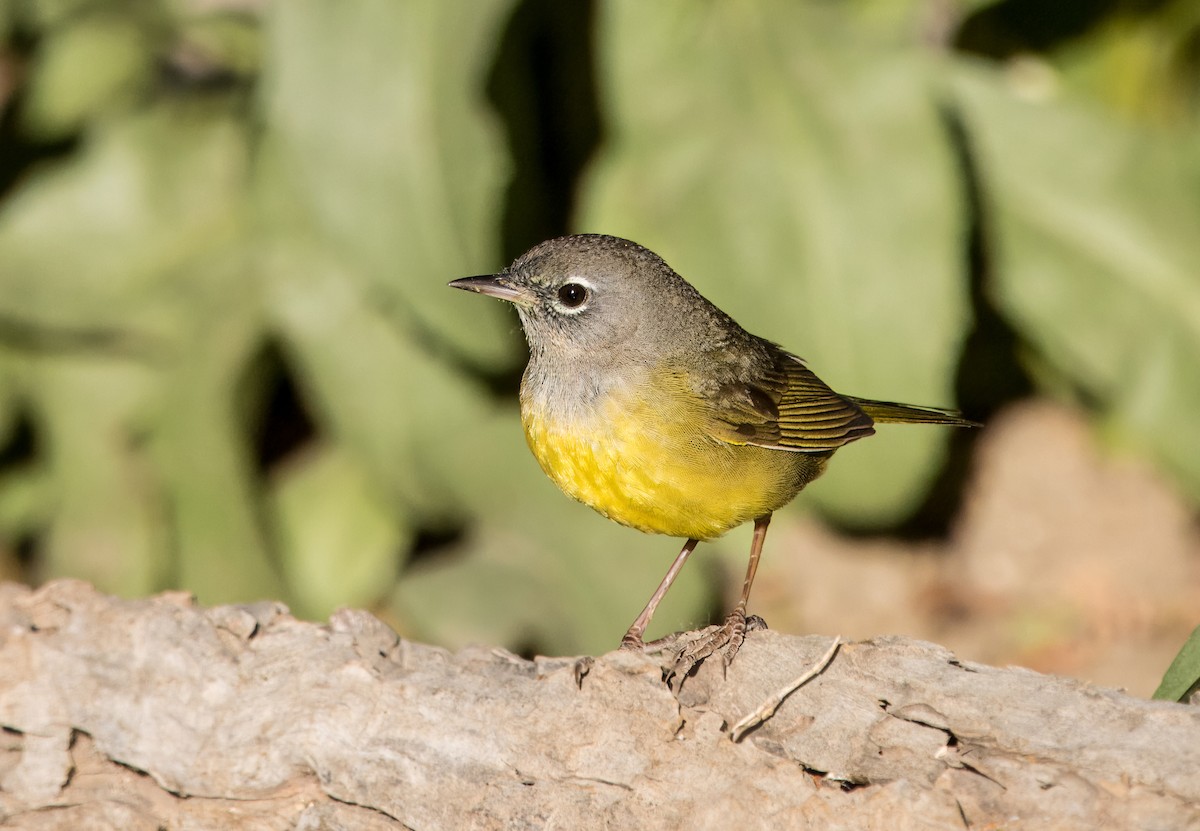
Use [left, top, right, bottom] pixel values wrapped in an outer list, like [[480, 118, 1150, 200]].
[[0, 107, 249, 338], [0, 360, 16, 450], [259, 241, 491, 522], [0, 461, 52, 540], [1049, 1, 1200, 126], [21, 13, 156, 139], [950, 63, 1200, 501], [256, 0, 520, 370], [148, 250, 284, 605], [28, 358, 168, 595], [269, 443, 408, 620], [579, 1, 970, 526], [1153, 624, 1200, 702], [24, 0, 99, 30], [0, 103, 269, 601], [175, 13, 263, 78]]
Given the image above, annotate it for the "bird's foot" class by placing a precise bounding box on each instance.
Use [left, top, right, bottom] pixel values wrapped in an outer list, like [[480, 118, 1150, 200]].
[[667, 610, 767, 686], [619, 631, 645, 651], [620, 629, 691, 655]]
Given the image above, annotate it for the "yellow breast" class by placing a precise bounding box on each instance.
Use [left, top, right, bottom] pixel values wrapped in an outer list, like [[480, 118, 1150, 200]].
[[521, 380, 824, 540]]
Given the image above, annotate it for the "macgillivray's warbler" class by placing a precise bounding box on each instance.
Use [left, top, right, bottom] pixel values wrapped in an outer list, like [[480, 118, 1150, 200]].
[[450, 234, 976, 675]]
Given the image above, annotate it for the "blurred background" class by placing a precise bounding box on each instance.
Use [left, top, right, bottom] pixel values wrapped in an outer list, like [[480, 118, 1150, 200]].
[[0, 0, 1198, 697]]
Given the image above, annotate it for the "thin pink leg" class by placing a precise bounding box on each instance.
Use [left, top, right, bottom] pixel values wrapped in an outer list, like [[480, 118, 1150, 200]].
[[671, 513, 773, 678], [620, 538, 699, 650], [734, 514, 771, 614]]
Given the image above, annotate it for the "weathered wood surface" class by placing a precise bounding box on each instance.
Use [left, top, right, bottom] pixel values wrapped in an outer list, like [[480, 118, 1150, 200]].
[[0, 580, 1197, 830]]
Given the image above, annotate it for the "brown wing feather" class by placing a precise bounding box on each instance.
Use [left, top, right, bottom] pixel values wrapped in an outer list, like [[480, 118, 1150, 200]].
[[707, 352, 875, 452]]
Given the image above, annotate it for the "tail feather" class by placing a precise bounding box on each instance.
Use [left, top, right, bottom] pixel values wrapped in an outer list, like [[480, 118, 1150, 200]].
[[850, 397, 980, 427]]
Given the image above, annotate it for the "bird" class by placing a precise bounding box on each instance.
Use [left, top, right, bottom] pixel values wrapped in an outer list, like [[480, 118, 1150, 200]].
[[450, 234, 976, 676]]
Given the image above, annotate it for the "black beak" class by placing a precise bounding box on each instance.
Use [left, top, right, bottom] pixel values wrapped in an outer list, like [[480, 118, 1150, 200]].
[[448, 274, 530, 305]]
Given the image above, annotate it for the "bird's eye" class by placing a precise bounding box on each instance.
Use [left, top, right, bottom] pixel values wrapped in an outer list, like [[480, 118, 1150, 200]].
[[557, 282, 588, 308]]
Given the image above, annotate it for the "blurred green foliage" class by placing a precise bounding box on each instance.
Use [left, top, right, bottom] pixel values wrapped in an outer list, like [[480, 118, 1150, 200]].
[[1154, 624, 1200, 702], [0, 0, 1198, 664]]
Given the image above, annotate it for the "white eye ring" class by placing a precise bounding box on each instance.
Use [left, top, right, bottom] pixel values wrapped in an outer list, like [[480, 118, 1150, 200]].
[[553, 277, 594, 314]]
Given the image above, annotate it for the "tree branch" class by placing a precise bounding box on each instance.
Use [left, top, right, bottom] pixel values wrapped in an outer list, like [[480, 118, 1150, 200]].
[[0, 580, 1196, 829]]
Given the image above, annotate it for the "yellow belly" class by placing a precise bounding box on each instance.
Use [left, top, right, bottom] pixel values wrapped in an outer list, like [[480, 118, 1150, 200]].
[[521, 386, 826, 540]]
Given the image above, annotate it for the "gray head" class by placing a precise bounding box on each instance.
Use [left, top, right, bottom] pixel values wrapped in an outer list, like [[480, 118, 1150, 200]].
[[449, 234, 738, 363]]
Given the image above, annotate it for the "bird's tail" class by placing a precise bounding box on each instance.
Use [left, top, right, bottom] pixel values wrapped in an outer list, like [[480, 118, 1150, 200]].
[[850, 398, 980, 427]]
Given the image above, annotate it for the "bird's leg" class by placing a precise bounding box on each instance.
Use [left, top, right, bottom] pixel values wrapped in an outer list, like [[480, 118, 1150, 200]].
[[671, 514, 772, 679], [620, 538, 699, 651]]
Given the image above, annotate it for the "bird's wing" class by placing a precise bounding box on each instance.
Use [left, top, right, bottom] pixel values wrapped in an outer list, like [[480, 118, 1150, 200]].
[[704, 351, 875, 452]]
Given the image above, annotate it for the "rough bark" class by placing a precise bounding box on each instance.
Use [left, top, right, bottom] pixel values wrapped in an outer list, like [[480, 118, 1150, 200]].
[[0, 580, 1196, 830]]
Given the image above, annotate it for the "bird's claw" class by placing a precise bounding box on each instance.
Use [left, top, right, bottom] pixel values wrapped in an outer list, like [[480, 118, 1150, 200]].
[[745, 613, 768, 634], [668, 608, 765, 686]]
